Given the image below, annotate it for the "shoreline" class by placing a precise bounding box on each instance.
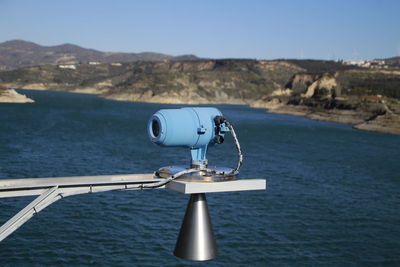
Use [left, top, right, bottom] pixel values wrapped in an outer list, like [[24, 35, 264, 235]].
[[259, 104, 400, 135], [13, 87, 400, 136]]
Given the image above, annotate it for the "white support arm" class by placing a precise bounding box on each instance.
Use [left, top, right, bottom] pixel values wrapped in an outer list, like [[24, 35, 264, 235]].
[[0, 173, 161, 241], [0, 186, 61, 242], [0, 173, 160, 198], [0, 173, 266, 242]]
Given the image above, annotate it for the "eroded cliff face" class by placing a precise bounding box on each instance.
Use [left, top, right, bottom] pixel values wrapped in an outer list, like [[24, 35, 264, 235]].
[[285, 72, 339, 98], [288, 73, 319, 94], [305, 74, 337, 98]]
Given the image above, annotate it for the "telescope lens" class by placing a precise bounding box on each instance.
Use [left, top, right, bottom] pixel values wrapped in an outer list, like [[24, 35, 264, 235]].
[[152, 119, 160, 138]]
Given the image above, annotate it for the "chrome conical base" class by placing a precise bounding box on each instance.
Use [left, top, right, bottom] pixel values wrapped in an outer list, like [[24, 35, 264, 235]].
[[174, 193, 218, 261]]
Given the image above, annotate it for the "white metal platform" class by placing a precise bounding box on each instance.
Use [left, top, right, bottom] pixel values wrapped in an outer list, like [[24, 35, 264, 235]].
[[0, 174, 266, 198], [167, 179, 266, 194]]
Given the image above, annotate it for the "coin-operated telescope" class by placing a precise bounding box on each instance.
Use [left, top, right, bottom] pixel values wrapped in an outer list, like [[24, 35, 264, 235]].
[[148, 107, 241, 182], [148, 107, 243, 260]]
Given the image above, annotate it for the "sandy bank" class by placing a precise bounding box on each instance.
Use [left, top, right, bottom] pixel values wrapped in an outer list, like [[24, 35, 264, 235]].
[[354, 113, 400, 135], [260, 104, 400, 135], [103, 93, 246, 105], [0, 88, 34, 103], [0, 83, 105, 95]]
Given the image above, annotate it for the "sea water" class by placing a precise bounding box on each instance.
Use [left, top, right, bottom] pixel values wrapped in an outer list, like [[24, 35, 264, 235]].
[[0, 90, 399, 266]]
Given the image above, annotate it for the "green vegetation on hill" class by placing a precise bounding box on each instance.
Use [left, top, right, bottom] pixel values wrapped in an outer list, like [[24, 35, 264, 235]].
[[339, 70, 400, 98], [283, 59, 357, 73], [383, 56, 400, 67]]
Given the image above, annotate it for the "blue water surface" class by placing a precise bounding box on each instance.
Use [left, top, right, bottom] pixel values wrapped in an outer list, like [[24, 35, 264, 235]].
[[0, 90, 399, 266]]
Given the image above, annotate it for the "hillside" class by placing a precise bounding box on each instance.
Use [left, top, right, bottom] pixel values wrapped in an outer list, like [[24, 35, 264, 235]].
[[0, 40, 199, 71], [0, 59, 399, 134], [253, 68, 400, 134], [0, 60, 304, 103]]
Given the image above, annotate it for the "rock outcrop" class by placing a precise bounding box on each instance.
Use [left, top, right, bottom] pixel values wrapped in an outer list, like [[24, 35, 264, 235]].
[[0, 87, 34, 103]]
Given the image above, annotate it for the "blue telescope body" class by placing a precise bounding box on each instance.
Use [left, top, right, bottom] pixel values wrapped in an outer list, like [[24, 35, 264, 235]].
[[148, 107, 229, 165]]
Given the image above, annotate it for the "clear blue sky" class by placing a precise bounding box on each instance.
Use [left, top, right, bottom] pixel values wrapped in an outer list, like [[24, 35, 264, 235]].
[[0, 0, 399, 60]]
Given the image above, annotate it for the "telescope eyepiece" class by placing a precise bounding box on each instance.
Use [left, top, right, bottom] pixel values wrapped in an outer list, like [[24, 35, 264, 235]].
[[151, 119, 160, 138]]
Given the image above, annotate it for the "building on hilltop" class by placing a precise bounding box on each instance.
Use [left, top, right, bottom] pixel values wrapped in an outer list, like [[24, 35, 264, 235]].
[[58, 64, 76, 70]]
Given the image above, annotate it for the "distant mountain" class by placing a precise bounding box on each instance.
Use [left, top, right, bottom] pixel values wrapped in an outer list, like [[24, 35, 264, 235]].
[[0, 40, 200, 71], [382, 56, 400, 66]]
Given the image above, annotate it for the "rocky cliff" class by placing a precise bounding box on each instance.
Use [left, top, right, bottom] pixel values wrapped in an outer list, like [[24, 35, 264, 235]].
[[252, 69, 400, 134]]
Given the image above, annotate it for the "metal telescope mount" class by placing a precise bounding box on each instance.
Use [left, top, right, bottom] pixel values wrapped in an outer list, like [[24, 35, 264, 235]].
[[0, 107, 266, 261]]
